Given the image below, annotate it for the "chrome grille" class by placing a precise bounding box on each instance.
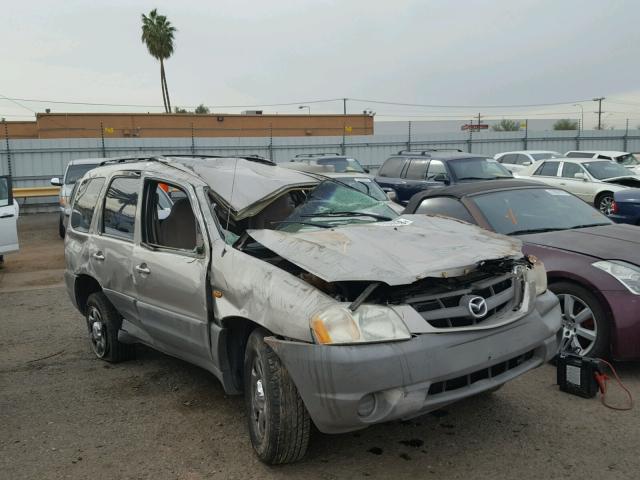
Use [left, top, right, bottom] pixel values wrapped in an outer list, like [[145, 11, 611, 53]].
[[406, 272, 524, 329]]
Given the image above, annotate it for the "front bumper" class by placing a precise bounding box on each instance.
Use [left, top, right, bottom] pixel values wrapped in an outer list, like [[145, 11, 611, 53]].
[[267, 290, 560, 434]]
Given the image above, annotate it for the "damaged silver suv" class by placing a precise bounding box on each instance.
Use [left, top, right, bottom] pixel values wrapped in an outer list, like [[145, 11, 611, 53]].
[[64, 155, 561, 464]]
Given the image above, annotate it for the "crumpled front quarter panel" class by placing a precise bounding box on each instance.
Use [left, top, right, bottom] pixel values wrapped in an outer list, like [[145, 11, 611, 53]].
[[210, 240, 335, 342]]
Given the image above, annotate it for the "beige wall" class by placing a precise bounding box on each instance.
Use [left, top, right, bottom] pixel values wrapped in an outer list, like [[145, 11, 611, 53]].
[[2, 121, 39, 139], [14, 113, 373, 139]]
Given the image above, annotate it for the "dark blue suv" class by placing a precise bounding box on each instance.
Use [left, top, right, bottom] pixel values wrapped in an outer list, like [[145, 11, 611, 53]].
[[375, 150, 513, 204]]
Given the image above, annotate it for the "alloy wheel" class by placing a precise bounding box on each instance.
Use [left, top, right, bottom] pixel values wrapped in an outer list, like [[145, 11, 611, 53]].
[[599, 195, 614, 215], [557, 293, 598, 356], [250, 355, 267, 442], [87, 306, 107, 358]]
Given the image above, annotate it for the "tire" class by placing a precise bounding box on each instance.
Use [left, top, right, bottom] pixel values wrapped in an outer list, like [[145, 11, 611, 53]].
[[595, 192, 614, 215], [244, 329, 311, 464], [85, 292, 135, 363], [58, 217, 66, 239], [549, 281, 610, 358]]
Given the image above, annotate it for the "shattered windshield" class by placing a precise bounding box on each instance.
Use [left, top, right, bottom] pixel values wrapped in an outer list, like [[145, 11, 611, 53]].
[[277, 180, 397, 232], [616, 154, 639, 166]]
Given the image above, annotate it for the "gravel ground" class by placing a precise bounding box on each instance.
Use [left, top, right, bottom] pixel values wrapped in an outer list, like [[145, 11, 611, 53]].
[[1, 214, 639, 480]]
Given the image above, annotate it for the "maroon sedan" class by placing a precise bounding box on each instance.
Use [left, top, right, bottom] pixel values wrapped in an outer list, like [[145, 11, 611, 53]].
[[405, 180, 640, 360]]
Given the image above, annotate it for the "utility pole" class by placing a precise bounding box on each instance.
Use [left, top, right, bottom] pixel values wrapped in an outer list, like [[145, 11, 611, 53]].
[[343, 98, 347, 115], [593, 97, 605, 130], [477, 112, 482, 126]]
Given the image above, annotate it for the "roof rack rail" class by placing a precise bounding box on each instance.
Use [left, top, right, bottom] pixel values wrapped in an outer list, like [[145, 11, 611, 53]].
[[166, 153, 276, 166], [99, 156, 158, 166], [397, 149, 463, 155], [293, 152, 342, 158]]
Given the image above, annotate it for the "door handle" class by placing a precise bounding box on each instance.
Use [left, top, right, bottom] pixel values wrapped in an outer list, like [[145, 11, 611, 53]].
[[92, 252, 105, 261], [135, 264, 151, 275]]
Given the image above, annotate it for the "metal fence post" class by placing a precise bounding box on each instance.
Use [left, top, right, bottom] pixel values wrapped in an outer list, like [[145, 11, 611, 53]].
[[2, 120, 12, 177], [100, 122, 106, 157], [523, 120, 528, 150], [467, 127, 473, 153], [269, 123, 273, 161], [191, 122, 196, 154], [341, 122, 346, 155], [623, 119, 629, 151], [575, 125, 581, 150], [407, 121, 412, 151]]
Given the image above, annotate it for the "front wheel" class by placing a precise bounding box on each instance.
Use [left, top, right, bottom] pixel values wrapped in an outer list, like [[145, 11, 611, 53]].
[[244, 329, 310, 464], [595, 192, 614, 215], [549, 282, 610, 358]]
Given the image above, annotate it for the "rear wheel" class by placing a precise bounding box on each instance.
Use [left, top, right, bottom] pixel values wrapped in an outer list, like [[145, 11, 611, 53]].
[[595, 192, 614, 215], [86, 292, 135, 362], [549, 282, 610, 358], [244, 329, 310, 464]]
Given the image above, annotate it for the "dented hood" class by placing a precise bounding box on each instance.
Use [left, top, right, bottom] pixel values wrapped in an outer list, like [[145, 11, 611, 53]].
[[247, 215, 522, 285]]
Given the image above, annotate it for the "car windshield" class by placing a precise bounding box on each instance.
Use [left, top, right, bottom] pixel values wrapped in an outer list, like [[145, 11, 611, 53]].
[[583, 161, 634, 180], [531, 152, 563, 160], [616, 154, 639, 166], [449, 157, 513, 180], [277, 179, 397, 232], [316, 157, 366, 173], [65, 164, 100, 184], [472, 188, 611, 235], [331, 176, 388, 201]]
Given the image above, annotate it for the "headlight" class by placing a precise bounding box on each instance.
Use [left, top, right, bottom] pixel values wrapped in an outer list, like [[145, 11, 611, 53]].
[[593, 260, 640, 295], [310, 304, 411, 345], [526, 258, 547, 296]]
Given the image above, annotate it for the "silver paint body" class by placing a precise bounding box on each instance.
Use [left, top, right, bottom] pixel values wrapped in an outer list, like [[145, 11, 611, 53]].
[[64, 156, 561, 433]]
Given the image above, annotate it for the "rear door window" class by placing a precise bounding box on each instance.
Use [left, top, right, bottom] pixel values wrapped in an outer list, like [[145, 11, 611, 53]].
[[378, 157, 406, 178], [499, 154, 516, 164], [102, 176, 140, 241], [561, 162, 584, 179], [426, 160, 447, 180], [71, 178, 105, 233], [404, 159, 428, 180], [533, 161, 560, 177]]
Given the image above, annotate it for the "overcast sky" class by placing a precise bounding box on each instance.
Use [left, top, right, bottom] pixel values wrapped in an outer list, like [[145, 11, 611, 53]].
[[2, 0, 640, 128]]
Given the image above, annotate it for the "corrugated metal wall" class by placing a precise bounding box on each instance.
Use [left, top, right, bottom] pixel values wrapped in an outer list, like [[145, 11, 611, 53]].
[[2, 129, 639, 189]]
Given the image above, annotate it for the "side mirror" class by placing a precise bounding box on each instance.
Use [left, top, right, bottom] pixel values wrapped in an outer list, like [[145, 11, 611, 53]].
[[433, 173, 450, 184], [385, 189, 398, 202], [574, 173, 587, 181], [522, 161, 532, 166], [363, 168, 370, 174], [50, 177, 62, 186]]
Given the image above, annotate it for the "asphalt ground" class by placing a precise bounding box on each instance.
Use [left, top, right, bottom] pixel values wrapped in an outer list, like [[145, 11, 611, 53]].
[[1, 214, 639, 480]]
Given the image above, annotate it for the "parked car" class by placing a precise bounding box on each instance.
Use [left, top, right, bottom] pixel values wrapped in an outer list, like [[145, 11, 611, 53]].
[[494, 150, 564, 174], [290, 153, 369, 173], [375, 150, 513, 204], [518, 158, 640, 213], [610, 190, 640, 225], [565, 150, 640, 175], [64, 155, 559, 464], [405, 179, 640, 359], [0, 175, 19, 264], [51, 158, 103, 238]]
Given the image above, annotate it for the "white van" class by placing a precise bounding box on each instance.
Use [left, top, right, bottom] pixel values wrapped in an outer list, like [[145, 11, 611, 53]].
[[0, 175, 19, 263]]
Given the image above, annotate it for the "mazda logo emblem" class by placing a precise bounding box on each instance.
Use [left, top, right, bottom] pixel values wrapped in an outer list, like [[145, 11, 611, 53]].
[[467, 296, 488, 319]]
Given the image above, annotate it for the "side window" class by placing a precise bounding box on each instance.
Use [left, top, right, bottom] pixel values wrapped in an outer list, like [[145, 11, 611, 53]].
[[426, 160, 447, 180], [597, 154, 612, 160], [566, 152, 583, 158], [561, 162, 584, 179], [102, 176, 140, 241], [404, 159, 428, 180], [414, 197, 475, 223], [142, 179, 201, 252], [71, 178, 105, 232], [516, 154, 531, 165], [378, 157, 406, 178], [533, 161, 560, 177], [500, 154, 516, 164]]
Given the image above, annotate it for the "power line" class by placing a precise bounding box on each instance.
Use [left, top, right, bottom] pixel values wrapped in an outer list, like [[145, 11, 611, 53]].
[[348, 97, 596, 109]]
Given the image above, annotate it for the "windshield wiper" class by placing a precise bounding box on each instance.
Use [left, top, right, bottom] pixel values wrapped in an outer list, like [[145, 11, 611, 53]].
[[508, 227, 565, 235], [272, 220, 333, 229], [301, 211, 394, 221]]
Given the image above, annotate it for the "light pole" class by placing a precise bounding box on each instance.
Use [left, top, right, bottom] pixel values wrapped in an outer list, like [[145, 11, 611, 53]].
[[298, 105, 310, 115], [573, 104, 584, 131]]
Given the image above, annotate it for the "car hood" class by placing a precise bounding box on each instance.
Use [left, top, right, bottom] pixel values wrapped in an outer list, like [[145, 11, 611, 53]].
[[602, 175, 640, 187], [247, 214, 522, 285], [518, 224, 640, 265]]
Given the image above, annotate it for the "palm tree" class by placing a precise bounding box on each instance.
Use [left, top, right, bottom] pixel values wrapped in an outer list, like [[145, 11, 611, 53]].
[[141, 9, 176, 113]]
